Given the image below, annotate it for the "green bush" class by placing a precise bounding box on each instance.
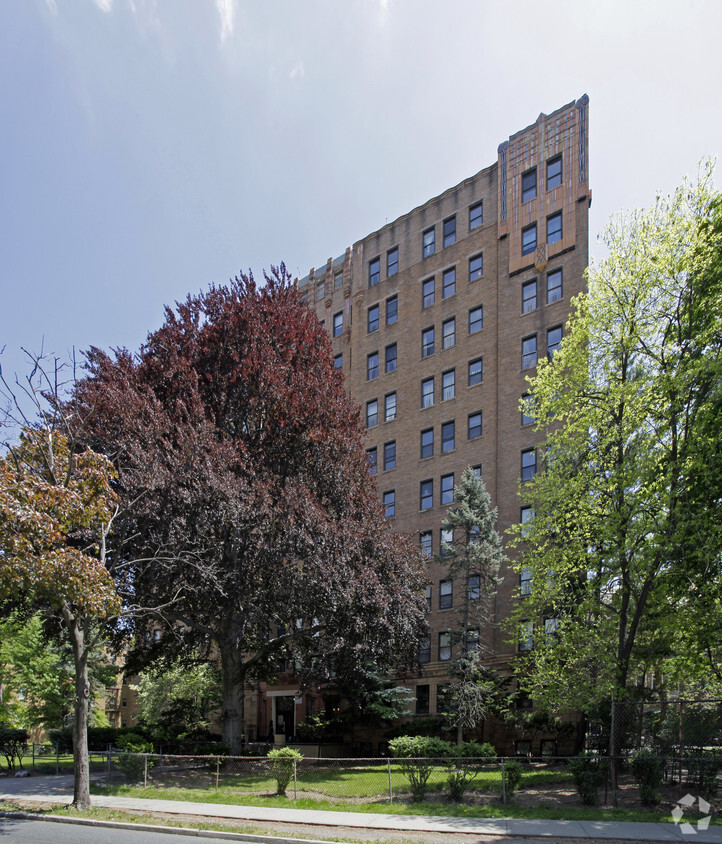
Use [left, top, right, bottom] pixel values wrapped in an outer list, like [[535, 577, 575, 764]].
[[630, 749, 662, 806], [389, 735, 451, 801], [687, 751, 722, 798], [446, 741, 495, 802], [568, 753, 607, 806], [503, 759, 523, 797], [267, 747, 302, 796], [0, 727, 28, 771], [114, 735, 155, 783]]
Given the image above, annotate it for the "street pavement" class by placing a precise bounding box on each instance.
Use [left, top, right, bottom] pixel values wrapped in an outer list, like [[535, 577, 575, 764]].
[[1, 773, 721, 842]]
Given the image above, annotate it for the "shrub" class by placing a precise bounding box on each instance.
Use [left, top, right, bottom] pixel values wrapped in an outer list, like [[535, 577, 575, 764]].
[[389, 735, 450, 801], [114, 735, 155, 783], [687, 751, 722, 798], [568, 753, 607, 806], [630, 748, 662, 806], [446, 741, 495, 802], [267, 747, 302, 796], [503, 759, 523, 797], [0, 727, 28, 771]]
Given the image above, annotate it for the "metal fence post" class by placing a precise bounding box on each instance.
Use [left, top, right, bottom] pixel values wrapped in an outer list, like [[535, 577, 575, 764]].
[[388, 758, 393, 803], [293, 758, 297, 801], [501, 757, 506, 805], [32, 743, 35, 772], [216, 757, 220, 790], [107, 745, 112, 783], [144, 754, 148, 788], [56, 743, 59, 775]]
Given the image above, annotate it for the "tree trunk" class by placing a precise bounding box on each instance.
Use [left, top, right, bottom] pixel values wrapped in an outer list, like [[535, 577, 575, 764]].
[[219, 639, 246, 753], [64, 608, 91, 810]]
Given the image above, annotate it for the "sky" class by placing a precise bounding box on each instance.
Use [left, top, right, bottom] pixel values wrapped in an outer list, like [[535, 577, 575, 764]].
[[1, 0, 721, 394]]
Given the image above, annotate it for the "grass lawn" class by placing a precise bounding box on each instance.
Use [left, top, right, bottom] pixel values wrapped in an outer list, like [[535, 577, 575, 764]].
[[3, 751, 109, 776]]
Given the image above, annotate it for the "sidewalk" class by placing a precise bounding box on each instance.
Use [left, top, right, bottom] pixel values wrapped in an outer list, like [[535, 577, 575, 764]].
[[2, 774, 721, 842]]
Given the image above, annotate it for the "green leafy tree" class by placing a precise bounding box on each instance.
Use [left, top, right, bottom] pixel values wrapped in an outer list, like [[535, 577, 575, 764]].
[[510, 166, 722, 755]]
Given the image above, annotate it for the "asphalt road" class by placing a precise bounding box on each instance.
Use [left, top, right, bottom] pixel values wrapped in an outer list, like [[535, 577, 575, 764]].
[[1, 816, 244, 843]]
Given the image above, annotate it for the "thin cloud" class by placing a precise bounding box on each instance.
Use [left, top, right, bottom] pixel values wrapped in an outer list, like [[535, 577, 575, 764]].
[[289, 61, 304, 81], [92, 0, 113, 11], [44, 0, 59, 14], [216, 0, 235, 43]]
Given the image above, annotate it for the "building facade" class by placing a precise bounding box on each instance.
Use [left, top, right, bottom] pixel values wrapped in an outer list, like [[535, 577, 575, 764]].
[[255, 96, 591, 751]]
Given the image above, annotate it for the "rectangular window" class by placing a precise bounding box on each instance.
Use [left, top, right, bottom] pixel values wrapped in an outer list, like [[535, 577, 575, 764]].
[[441, 473, 454, 505], [520, 505, 533, 538], [441, 420, 455, 453], [420, 428, 434, 459], [424, 585, 432, 608], [418, 638, 431, 665], [439, 581, 453, 611], [468, 574, 481, 601], [547, 269, 562, 303], [386, 295, 398, 324], [439, 631, 452, 660], [522, 168, 537, 202], [519, 621, 533, 652], [369, 257, 380, 287], [416, 684, 430, 714], [521, 448, 537, 481], [300, 290, 308, 304], [368, 304, 379, 333], [422, 277, 435, 308], [469, 201, 483, 230], [522, 224, 537, 256], [472, 464, 482, 477], [440, 527, 453, 556], [522, 335, 537, 369], [468, 411, 482, 439], [547, 212, 562, 245], [546, 155, 562, 190], [468, 357, 483, 385], [366, 447, 377, 475], [545, 618, 559, 645], [423, 227, 435, 258], [383, 440, 396, 471], [421, 377, 434, 407], [422, 326, 435, 357], [522, 280, 537, 313], [334, 353, 343, 369], [385, 343, 397, 373], [420, 479, 433, 511], [520, 567, 532, 595], [469, 253, 483, 281], [384, 392, 397, 422], [367, 351, 379, 380], [387, 247, 399, 277], [442, 317, 456, 349], [547, 326, 562, 358], [521, 394, 535, 426], [442, 267, 456, 298], [469, 306, 483, 333], [316, 281, 325, 300], [366, 399, 378, 428], [466, 627, 480, 652], [420, 531, 432, 557], [443, 216, 456, 247], [332, 311, 343, 337], [334, 270, 343, 290], [383, 490, 395, 519], [442, 369, 455, 401]]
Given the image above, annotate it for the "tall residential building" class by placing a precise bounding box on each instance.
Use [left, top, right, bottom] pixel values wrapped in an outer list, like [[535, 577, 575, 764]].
[[260, 97, 590, 751]]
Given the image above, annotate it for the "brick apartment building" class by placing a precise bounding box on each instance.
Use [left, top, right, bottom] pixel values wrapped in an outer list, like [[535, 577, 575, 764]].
[[253, 96, 591, 752]]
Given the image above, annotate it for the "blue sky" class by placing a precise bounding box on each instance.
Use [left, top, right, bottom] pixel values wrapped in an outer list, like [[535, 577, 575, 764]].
[[1, 0, 720, 390]]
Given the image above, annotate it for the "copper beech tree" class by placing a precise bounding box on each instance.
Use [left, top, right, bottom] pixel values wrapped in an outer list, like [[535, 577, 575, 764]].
[[75, 266, 428, 751]]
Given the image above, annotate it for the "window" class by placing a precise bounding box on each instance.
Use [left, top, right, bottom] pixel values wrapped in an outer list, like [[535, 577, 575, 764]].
[[443, 216, 456, 247], [334, 353, 343, 369], [385, 343, 397, 373], [520, 505, 533, 537], [422, 326, 435, 357], [387, 247, 399, 277], [367, 351, 379, 380], [520, 567, 532, 595], [386, 295, 398, 324], [442, 369, 455, 401], [522, 167, 537, 202], [420, 479, 433, 511], [521, 448, 537, 481], [366, 448, 377, 475], [441, 420, 455, 453], [366, 399, 378, 428], [519, 621, 533, 652], [522, 335, 537, 369], [383, 490, 395, 519], [369, 257, 380, 286], [469, 306, 483, 334], [421, 377, 434, 407], [547, 268, 563, 303], [466, 627, 480, 652], [546, 155, 562, 190], [521, 394, 535, 426], [439, 631, 452, 661], [468, 357, 483, 386], [442, 318, 456, 349], [469, 201, 483, 230], [416, 684, 430, 714], [468, 412, 482, 439], [547, 212, 562, 245], [468, 574, 481, 601], [439, 581, 453, 610], [422, 277, 435, 308], [424, 585, 432, 608], [384, 392, 397, 422], [420, 428, 434, 459], [522, 280, 537, 313], [300, 290, 308, 304], [441, 473, 454, 505], [418, 638, 431, 665], [545, 618, 559, 645], [469, 253, 483, 281], [522, 223, 537, 256], [332, 312, 343, 337], [367, 304, 379, 333], [440, 527, 453, 556], [442, 267, 456, 298], [547, 326, 562, 358], [471, 464, 482, 477], [383, 440, 396, 471], [334, 270, 343, 290], [420, 531, 433, 557], [316, 281, 325, 300], [423, 227, 435, 258]]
